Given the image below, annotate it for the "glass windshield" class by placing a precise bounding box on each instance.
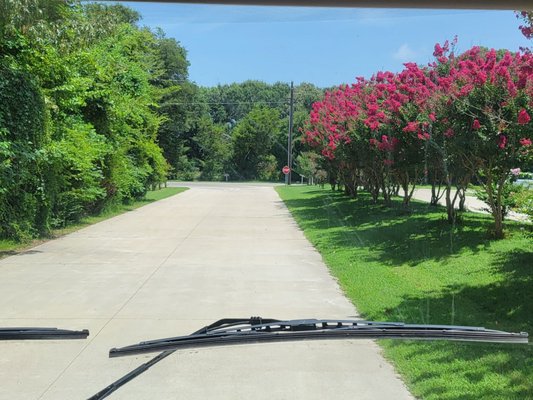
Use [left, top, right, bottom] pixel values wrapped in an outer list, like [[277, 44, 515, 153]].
[[0, 2, 531, 399]]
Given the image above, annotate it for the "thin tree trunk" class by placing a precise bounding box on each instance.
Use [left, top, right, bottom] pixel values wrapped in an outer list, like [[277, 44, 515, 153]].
[[458, 187, 466, 211], [445, 174, 460, 224], [430, 179, 444, 206]]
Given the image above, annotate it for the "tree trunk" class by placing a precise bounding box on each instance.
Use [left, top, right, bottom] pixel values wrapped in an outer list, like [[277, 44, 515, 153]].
[[381, 178, 392, 206], [458, 187, 466, 211], [444, 175, 459, 224], [493, 207, 504, 239], [482, 168, 506, 239], [401, 170, 418, 209], [430, 180, 443, 206]]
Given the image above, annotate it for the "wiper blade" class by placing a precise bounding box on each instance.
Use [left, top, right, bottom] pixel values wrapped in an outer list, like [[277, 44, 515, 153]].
[[110, 318, 528, 358], [89, 317, 527, 399], [0, 327, 89, 340]]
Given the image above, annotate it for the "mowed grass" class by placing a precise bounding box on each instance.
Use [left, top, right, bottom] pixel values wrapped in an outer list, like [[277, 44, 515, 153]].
[[0, 186, 188, 257], [276, 185, 533, 400]]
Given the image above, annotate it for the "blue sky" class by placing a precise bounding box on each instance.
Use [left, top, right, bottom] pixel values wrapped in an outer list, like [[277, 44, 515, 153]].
[[122, 3, 530, 87]]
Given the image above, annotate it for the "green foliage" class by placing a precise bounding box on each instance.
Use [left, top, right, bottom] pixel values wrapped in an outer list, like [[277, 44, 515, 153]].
[[155, 31, 189, 82], [0, 62, 47, 239], [295, 151, 323, 180], [45, 120, 107, 227], [0, 0, 70, 39], [232, 106, 281, 180], [475, 181, 526, 220], [257, 154, 279, 181], [1, 0, 320, 238], [157, 82, 207, 179], [202, 80, 290, 124], [202, 80, 323, 125], [194, 117, 232, 181], [0, 1, 169, 241], [510, 186, 533, 220], [195, 81, 323, 181]]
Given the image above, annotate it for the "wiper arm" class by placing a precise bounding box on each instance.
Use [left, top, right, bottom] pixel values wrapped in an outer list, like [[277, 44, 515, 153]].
[[88, 317, 527, 400], [110, 318, 528, 358], [0, 327, 89, 340], [88, 317, 275, 400]]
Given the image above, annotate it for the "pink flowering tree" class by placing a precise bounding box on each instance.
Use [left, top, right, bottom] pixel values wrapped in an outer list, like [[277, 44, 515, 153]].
[[427, 39, 477, 223], [305, 79, 386, 200], [306, 66, 444, 208], [439, 46, 533, 237], [516, 11, 533, 49], [305, 86, 360, 194], [348, 77, 396, 204], [385, 65, 438, 207], [304, 40, 532, 237]]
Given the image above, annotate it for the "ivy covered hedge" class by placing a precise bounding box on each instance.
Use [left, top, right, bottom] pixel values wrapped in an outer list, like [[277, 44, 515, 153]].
[[0, 64, 47, 239]]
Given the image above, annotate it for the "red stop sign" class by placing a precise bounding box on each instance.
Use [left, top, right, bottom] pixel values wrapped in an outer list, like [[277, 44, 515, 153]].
[[282, 166, 290, 175]]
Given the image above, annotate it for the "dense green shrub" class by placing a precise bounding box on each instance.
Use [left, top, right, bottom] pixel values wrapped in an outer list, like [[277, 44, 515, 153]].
[[0, 63, 48, 239], [45, 120, 108, 227], [0, 2, 170, 241]]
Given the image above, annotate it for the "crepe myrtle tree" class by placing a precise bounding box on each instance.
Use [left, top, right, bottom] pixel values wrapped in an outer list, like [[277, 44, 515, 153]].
[[304, 79, 390, 199], [440, 46, 533, 238], [374, 65, 438, 207], [304, 87, 353, 192], [305, 67, 437, 208], [304, 41, 532, 237], [425, 39, 476, 224], [516, 11, 533, 46]]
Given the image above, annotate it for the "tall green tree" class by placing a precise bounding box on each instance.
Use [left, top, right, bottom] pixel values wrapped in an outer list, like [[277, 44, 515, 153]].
[[232, 106, 281, 180], [195, 117, 233, 180]]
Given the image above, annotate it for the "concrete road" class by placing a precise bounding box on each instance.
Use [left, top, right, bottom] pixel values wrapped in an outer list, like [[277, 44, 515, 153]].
[[0, 182, 413, 400], [412, 188, 529, 222]]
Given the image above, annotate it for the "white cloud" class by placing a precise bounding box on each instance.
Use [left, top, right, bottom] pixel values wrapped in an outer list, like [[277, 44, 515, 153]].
[[393, 44, 418, 62]]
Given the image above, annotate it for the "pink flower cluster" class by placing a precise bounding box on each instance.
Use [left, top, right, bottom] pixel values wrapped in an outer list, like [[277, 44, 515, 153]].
[[304, 41, 533, 171], [518, 109, 531, 124]]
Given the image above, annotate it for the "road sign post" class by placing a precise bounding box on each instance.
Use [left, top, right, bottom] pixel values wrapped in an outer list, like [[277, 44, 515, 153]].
[[283, 166, 290, 184]]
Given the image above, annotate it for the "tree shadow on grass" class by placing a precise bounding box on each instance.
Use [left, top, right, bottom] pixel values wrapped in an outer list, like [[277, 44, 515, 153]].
[[282, 188, 533, 398], [385, 339, 532, 399], [283, 190, 501, 265], [381, 249, 533, 399]]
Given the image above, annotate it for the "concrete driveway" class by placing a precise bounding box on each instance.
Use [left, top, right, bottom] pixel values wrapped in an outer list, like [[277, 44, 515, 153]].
[[0, 182, 413, 400], [411, 188, 529, 222]]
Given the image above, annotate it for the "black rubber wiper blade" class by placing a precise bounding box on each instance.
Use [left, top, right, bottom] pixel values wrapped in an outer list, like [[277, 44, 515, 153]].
[[110, 318, 528, 358], [0, 327, 89, 340], [89, 318, 527, 400]]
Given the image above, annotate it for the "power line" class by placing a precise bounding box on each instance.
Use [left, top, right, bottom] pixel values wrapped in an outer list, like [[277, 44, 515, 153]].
[[160, 101, 290, 106]]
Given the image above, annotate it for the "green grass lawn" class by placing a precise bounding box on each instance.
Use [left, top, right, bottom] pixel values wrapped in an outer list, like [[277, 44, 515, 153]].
[[276, 185, 532, 400], [0, 186, 188, 258]]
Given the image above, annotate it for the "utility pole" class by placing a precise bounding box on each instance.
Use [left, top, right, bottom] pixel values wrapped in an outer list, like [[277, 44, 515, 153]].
[[287, 81, 294, 185]]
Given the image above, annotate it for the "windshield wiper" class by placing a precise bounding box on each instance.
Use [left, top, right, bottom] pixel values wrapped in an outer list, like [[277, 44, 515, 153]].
[[88, 317, 527, 399], [110, 317, 528, 357], [0, 327, 89, 340]]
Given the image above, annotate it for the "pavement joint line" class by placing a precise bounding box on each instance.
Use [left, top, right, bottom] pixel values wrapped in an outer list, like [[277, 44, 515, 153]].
[[36, 194, 217, 400]]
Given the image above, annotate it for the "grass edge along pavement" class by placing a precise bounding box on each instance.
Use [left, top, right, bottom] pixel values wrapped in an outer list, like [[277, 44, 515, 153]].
[[276, 185, 532, 400], [0, 187, 188, 259]]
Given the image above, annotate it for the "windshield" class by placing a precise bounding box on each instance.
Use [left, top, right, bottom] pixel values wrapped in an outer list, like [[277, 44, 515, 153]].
[[0, 1, 531, 399]]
